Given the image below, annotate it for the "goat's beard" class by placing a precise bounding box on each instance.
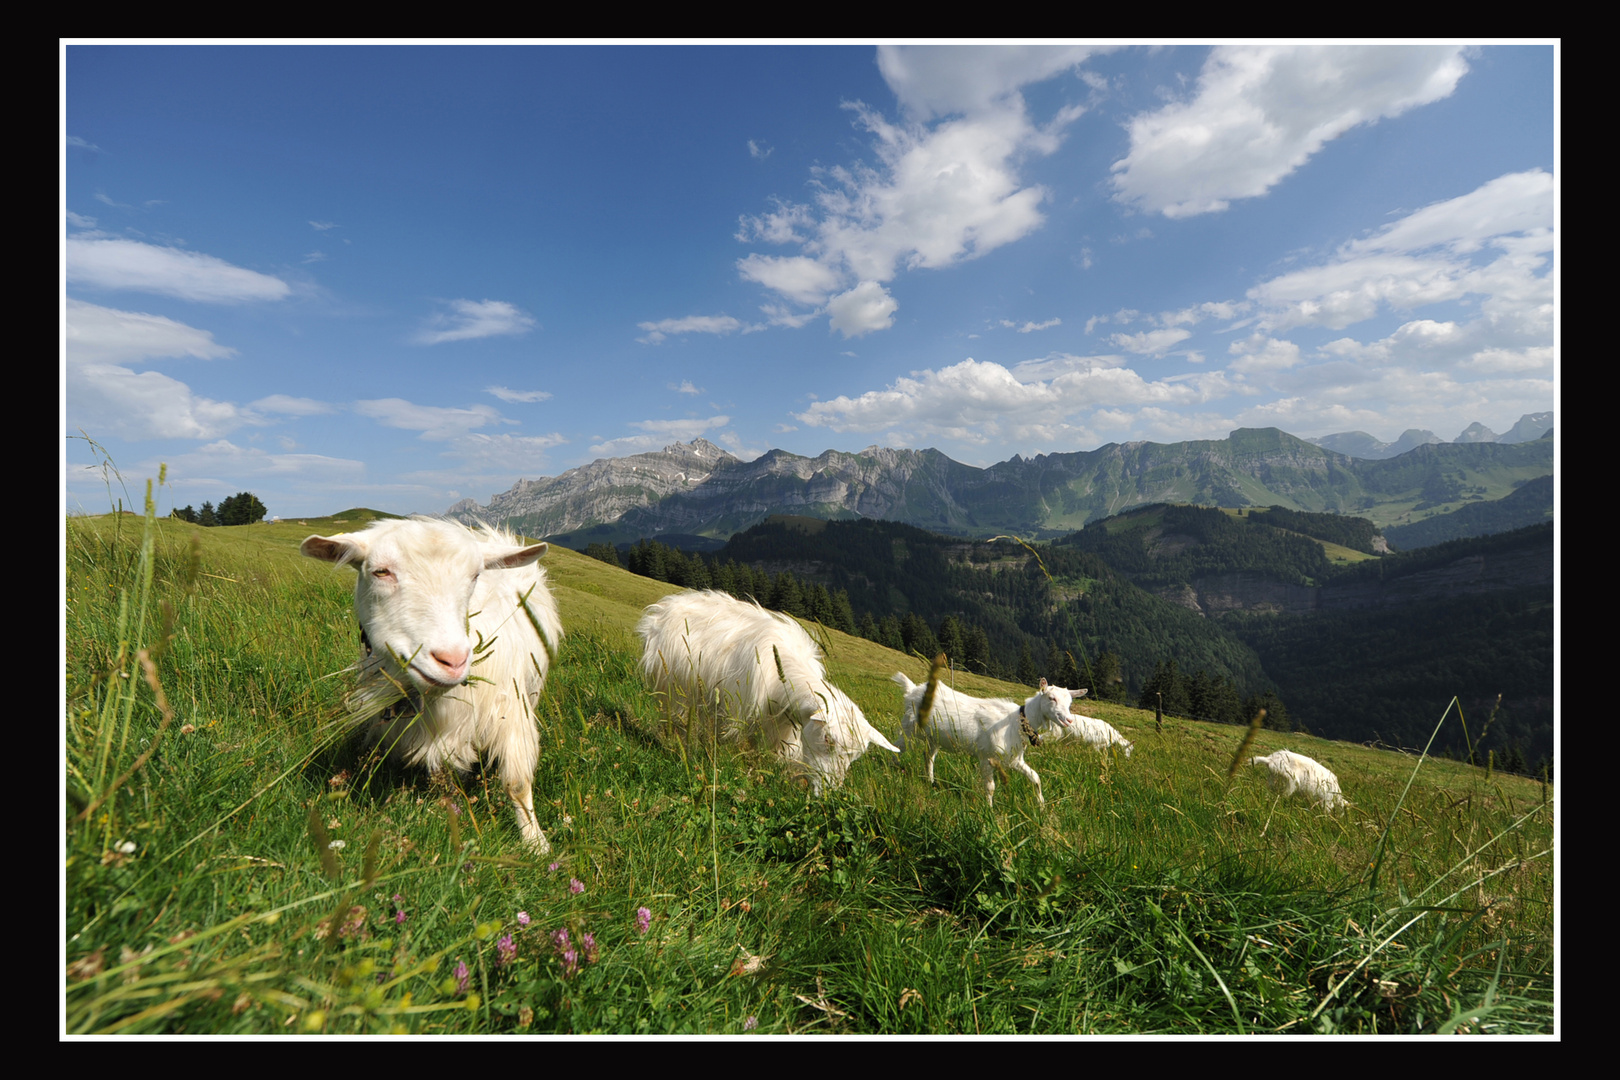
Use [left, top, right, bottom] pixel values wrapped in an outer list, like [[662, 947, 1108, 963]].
[[344, 649, 427, 726]]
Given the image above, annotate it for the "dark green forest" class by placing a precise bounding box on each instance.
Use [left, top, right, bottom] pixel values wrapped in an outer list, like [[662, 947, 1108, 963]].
[[582, 507, 1552, 777], [1054, 504, 1335, 587], [1383, 475, 1553, 550]]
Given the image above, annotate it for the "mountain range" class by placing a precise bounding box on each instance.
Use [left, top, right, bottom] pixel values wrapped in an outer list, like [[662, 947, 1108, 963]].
[[449, 420, 1554, 547]]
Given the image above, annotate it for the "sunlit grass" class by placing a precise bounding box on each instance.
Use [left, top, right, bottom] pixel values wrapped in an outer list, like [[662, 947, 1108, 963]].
[[64, 471, 1554, 1034]]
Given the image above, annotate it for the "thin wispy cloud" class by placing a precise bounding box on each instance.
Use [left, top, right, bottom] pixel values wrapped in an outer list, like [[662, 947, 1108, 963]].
[[1001, 317, 1062, 333], [486, 386, 553, 403], [67, 237, 292, 303], [636, 314, 748, 345], [353, 398, 514, 440], [414, 299, 537, 345], [588, 414, 731, 457]]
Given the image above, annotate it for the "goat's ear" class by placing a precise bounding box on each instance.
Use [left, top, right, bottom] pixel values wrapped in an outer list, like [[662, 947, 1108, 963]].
[[486, 543, 547, 571], [1039, 678, 1049, 689], [1074, 688, 1088, 698], [301, 534, 364, 567]]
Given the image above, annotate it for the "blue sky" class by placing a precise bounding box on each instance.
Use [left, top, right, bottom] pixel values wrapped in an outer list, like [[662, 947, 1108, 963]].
[[63, 43, 1557, 519]]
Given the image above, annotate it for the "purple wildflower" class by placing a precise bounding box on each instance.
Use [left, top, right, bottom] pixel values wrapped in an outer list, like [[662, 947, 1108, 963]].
[[454, 959, 470, 995], [516, 911, 531, 927], [550, 927, 570, 953], [581, 932, 599, 963], [497, 934, 517, 967], [395, 909, 407, 926], [561, 948, 579, 977], [547, 862, 559, 872], [636, 907, 652, 934], [744, 1016, 758, 1031], [570, 878, 584, 895]]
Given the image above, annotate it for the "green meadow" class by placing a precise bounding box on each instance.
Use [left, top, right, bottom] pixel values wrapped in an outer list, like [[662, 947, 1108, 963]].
[[64, 481, 1555, 1034]]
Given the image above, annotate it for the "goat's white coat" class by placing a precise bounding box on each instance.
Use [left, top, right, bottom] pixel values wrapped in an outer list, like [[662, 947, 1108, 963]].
[[1058, 713, 1135, 758], [892, 674, 1081, 806], [636, 590, 899, 793], [301, 518, 563, 852], [1249, 749, 1346, 811]]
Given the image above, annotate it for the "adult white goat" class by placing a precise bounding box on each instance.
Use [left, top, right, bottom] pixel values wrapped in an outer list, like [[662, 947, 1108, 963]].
[[636, 589, 899, 794], [301, 517, 564, 853], [892, 674, 1082, 806], [1059, 713, 1135, 758], [1248, 749, 1346, 811]]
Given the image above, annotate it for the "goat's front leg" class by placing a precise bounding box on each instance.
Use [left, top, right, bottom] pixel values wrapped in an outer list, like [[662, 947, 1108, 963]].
[[980, 756, 997, 806], [1009, 753, 1045, 807]]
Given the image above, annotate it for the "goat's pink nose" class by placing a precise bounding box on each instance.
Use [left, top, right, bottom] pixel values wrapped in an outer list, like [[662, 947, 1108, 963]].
[[432, 646, 470, 677]]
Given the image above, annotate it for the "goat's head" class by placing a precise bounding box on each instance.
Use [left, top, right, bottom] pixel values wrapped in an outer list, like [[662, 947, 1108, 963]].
[[302, 518, 546, 696], [1026, 678, 1077, 734], [800, 685, 901, 794]]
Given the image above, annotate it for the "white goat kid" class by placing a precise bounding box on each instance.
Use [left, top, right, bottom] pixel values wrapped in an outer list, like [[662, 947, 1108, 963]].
[[893, 675, 1080, 806], [1248, 749, 1346, 811], [301, 517, 563, 853], [636, 589, 899, 794], [1060, 713, 1135, 758]]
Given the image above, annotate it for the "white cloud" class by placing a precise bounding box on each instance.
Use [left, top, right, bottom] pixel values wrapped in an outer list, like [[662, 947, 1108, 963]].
[[65, 298, 236, 365], [827, 281, 898, 338], [309, 220, 339, 231], [67, 237, 292, 303], [249, 394, 335, 416], [636, 314, 745, 345], [736, 254, 843, 306], [486, 386, 553, 403], [795, 356, 1224, 444], [733, 47, 1100, 333], [67, 135, 103, 152], [760, 304, 821, 329], [1110, 328, 1192, 355], [671, 380, 704, 395], [353, 398, 512, 440], [67, 362, 245, 441], [67, 210, 98, 229], [415, 299, 537, 345], [1001, 317, 1061, 333], [1347, 169, 1553, 256], [748, 139, 773, 159], [161, 440, 366, 482], [442, 431, 568, 471], [876, 44, 1097, 120], [1112, 45, 1470, 218], [1225, 334, 1302, 374], [1248, 170, 1554, 337], [587, 415, 731, 457]]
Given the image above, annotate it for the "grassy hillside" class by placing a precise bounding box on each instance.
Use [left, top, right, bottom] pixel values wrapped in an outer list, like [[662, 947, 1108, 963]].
[[64, 495, 1554, 1034]]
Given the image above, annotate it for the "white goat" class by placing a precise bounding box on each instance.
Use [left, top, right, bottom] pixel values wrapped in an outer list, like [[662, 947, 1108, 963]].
[[302, 517, 564, 853], [893, 675, 1082, 806], [1059, 713, 1135, 758], [1248, 749, 1346, 811], [636, 589, 899, 793]]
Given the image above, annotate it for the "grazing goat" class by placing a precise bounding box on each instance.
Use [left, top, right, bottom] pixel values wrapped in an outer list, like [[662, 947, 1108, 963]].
[[1059, 713, 1135, 758], [1248, 749, 1346, 811], [893, 675, 1081, 806], [636, 590, 900, 793], [301, 517, 563, 853]]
